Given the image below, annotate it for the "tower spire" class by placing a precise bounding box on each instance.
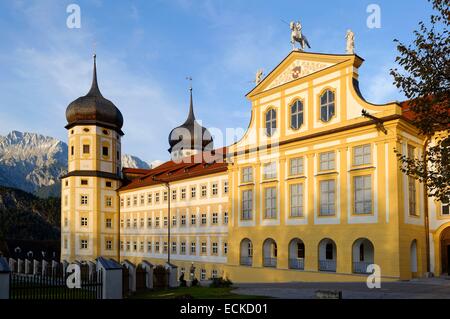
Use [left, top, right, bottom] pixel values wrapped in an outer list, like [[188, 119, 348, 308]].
[[185, 76, 195, 123], [87, 53, 102, 96]]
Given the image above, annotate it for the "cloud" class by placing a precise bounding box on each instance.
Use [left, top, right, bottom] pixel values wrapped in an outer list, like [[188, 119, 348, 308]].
[[364, 64, 404, 104]]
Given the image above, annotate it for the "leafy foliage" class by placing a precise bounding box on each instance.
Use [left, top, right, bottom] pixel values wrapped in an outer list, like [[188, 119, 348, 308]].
[[209, 277, 233, 288], [391, 0, 450, 202]]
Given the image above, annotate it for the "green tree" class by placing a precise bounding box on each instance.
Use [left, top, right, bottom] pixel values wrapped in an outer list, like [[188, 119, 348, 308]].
[[391, 0, 450, 202]]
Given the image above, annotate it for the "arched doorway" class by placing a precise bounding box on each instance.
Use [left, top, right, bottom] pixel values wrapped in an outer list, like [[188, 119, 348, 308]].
[[441, 227, 450, 275], [240, 238, 253, 266], [352, 238, 374, 274], [318, 238, 337, 272], [288, 238, 305, 270], [262, 238, 277, 267]]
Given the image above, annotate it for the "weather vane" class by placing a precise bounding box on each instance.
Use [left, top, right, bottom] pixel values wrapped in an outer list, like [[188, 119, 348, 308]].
[[186, 76, 193, 90]]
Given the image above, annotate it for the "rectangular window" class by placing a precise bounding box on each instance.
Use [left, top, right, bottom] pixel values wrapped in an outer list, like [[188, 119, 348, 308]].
[[223, 212, 229, 224], [201, 185, 207, 197], [353, 144, 371, 166], [105, 218, 112, 228], [224, 242, 228, 255], [319, 180, 336, 216], [442, 195, 450, 215], [133, 218, 137, 228], [191, 186, 196, 198], [354, 175, 372, 214], [201, 242, 207, 254], [155, 217, 160, 227], [181, 242, 186, 254], [81, 179, 88, 185], [172, 215, 177, 226], [181, 188, 186, 199], [264, 187, 277, 219], [126, 197, 131, 206], [181, 215, 186, 226], [140, 194, 145, 205], [408, 145, 418, 216], [120, 219, 124, 228], [140, 218, 144, 228], [126, 218, 131, 228], [163, 242, 168, 253], [133, 242, 137, 251], [212, 212, 218, 224], [155, 192, 160, 203], [71, 146, 74, 156], [80, 240, 88, 249], [120, 198, 124, 207], [80, 195, 88, 205], [120, 241, 124, 251], [223, 181, 228, 194], [191, 214, 196, 225], [105, 240, 112, 250], [147, 241, 152, 252], [155, 242, 160, 253], [242, 167, 253, 183], [172, 242, 177, 253], [126, 241, 131, 251], [80, 217, 88, 227], [191, 242, 196, 254], [105, 181, 112, 188], [163, 216, 168, 227], [163, 191, 168, 202], [82, 144, 90, 154], [147, 193, 152, 204], [64, 217, 68, 227], [133, 196, 137, 206], [102, 146, 109, 157], [290, 157, 304, 176], [263, 162, 277, 179], [147, 217, 152, 228], [212, 242, 218, 255], [242, 190, 253, 220], [319, 151, 335, 171], [201, 269, 206, 280], [172, 189, 177, 200], [212, 183, 218, 196], [290, 183, 304, 217], [201, 213, 207, 225], [105, 196, 112, 207]]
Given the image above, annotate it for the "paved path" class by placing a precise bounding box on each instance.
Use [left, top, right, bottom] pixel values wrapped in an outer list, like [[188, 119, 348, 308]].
[[232, 278, 450, 299]]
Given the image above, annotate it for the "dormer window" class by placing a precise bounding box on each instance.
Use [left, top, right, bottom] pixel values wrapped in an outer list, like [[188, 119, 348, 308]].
[[265, 109, 277, 137], [320, 90, 335, 122]]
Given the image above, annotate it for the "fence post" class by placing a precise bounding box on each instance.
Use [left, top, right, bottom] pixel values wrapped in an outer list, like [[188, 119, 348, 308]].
[[96, 257, 122, 299], [0, 257, 11, 299]]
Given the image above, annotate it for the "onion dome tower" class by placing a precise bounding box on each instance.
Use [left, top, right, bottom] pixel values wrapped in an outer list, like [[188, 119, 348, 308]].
[[61, 54, 122, 263], [168, 86, 214, 160]]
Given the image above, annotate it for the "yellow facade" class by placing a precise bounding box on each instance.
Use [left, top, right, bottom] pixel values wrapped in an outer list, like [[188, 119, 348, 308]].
[[62, 50, 450, 282]]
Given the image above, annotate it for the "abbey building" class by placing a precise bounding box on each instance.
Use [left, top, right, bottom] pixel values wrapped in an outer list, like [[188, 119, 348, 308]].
[[60, 48, 450, 282]]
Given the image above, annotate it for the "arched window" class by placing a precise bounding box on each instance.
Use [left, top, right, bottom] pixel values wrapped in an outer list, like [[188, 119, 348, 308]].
[[290, 100, 304, 129], [265, 109, 277, 136], [320, 90, 335, 122]]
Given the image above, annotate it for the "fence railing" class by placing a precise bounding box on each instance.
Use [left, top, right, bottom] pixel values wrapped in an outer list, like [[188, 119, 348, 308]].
[[353, 261, 372, 274], [240, 256, 253, 266], [263, 257, 277, 268], [9, 270, 103, 299], [289, 258, 305, 270], [318, 260, 336, 272]]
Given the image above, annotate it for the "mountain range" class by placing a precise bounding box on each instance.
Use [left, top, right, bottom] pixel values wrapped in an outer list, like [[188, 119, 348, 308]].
[[0, 131, 153, 198]]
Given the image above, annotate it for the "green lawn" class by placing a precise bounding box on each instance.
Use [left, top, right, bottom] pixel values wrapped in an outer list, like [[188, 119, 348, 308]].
[[130, 286, 268, 299]]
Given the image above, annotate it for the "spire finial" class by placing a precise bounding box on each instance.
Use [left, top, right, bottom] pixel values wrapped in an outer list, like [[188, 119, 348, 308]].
[[185, 76, 195, 122], [87, 51, 102, 96]]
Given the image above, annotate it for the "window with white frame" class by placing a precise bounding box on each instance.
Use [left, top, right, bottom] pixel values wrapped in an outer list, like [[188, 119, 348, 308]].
[[319, 151, 335, 171], [120, 198, 124, 207], [223, 212, 228, 224], [201, 213, 207, 225], [80, 217, 88, 227], [140, 241, 144, 251], [140, 218, 144, 228], [120, 219, 124, 228], [80, 240, 88, 249], [265, 109, 277, 136], [290, 157, 304, 176], [155, 242, 160, 253], [201, 185, 207, 197], [126, 241, 131, 251], [163, 191, 168, 202], [163, 216, 168, 227], [126, 197, 131, 206], [223, 181, 228, 194], [191, 186, 196, 198], [140, 194, 145, 205], [242, 190, 253, 220], [126, 218, 131, 228], [290, 100, 304, 129], [163, 242, 168, 253], [172, 215, 177, 226], [181, 188, 186, 199], [320, 90, 335, 122], [147, 193, 152, 204], [181, 242, 186, 254], [147, 217, 152, 227], [147, 241, 152, 252], [263, 162, 277, 179], [224, 242, 228, 255], [155, 217, 160, 227], [264, 187, 277, 219], [211, 269, 218, 279], [133, 196, 137, 206], [212, 183, 218, 196], [319, 180, 336, 216], [353, 144, 372, 166], [354, 175, 372, 214], [242, 167, 253, 183], [212, 242, 218, 255], [105, 196, 112, 207], [172, 242, 177, 253], [105, 218, 112, 228], [181, 214, 186, 225], [172, 189, 177, 200], [120, 241, 124, 251], [190, 242, 196, 254], [80, 195, 88, 205], [290, 183, 304, 217], [442, 194, 450, 215], [201, 242, 207, 254], [133, 218, 137, 228], [133, 242, 137, 251], [155, 192, 160, 203], [200, 269, 206, 280], [212, 212, 218, 224], [190, 214, 196, 225]]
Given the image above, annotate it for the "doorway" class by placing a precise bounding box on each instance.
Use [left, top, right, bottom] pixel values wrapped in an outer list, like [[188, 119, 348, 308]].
[[441, 227, 450, 276]]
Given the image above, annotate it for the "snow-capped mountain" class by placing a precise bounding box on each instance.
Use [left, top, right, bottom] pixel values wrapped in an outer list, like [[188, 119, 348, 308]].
[[0, 131, 152, 197]]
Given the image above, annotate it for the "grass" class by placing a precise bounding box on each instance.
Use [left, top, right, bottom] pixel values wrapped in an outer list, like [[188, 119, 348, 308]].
[[130, 286, 269, 299]]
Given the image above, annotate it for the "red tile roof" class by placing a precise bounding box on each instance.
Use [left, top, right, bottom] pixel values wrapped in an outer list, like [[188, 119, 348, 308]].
[[119, 147, 228, 191]]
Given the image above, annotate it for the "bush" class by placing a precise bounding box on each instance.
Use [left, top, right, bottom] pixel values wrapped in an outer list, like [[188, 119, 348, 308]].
[[191, 278, 199, 287], [209, 277, 233, 288]]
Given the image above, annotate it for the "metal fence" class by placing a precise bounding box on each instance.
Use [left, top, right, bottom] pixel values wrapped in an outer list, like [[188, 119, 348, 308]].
[[10, 270, 103, 299], [289, 258, 305, 270], [240, 256, 253, 266], [263, 257, 277, 268], [318, 260, 336, 272], [353, 261, 372, 274]]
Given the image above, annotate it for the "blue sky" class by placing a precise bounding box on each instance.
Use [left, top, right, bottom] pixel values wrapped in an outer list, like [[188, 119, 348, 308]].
[[0, 0, 434, 163]]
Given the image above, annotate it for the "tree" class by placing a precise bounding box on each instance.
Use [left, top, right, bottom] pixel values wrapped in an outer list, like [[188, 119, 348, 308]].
[[391, 0, 450, 202]]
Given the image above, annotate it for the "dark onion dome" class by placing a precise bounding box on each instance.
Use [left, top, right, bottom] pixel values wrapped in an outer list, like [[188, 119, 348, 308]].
[[65, 55, 124, 135], [168, 87, 214, 154]]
